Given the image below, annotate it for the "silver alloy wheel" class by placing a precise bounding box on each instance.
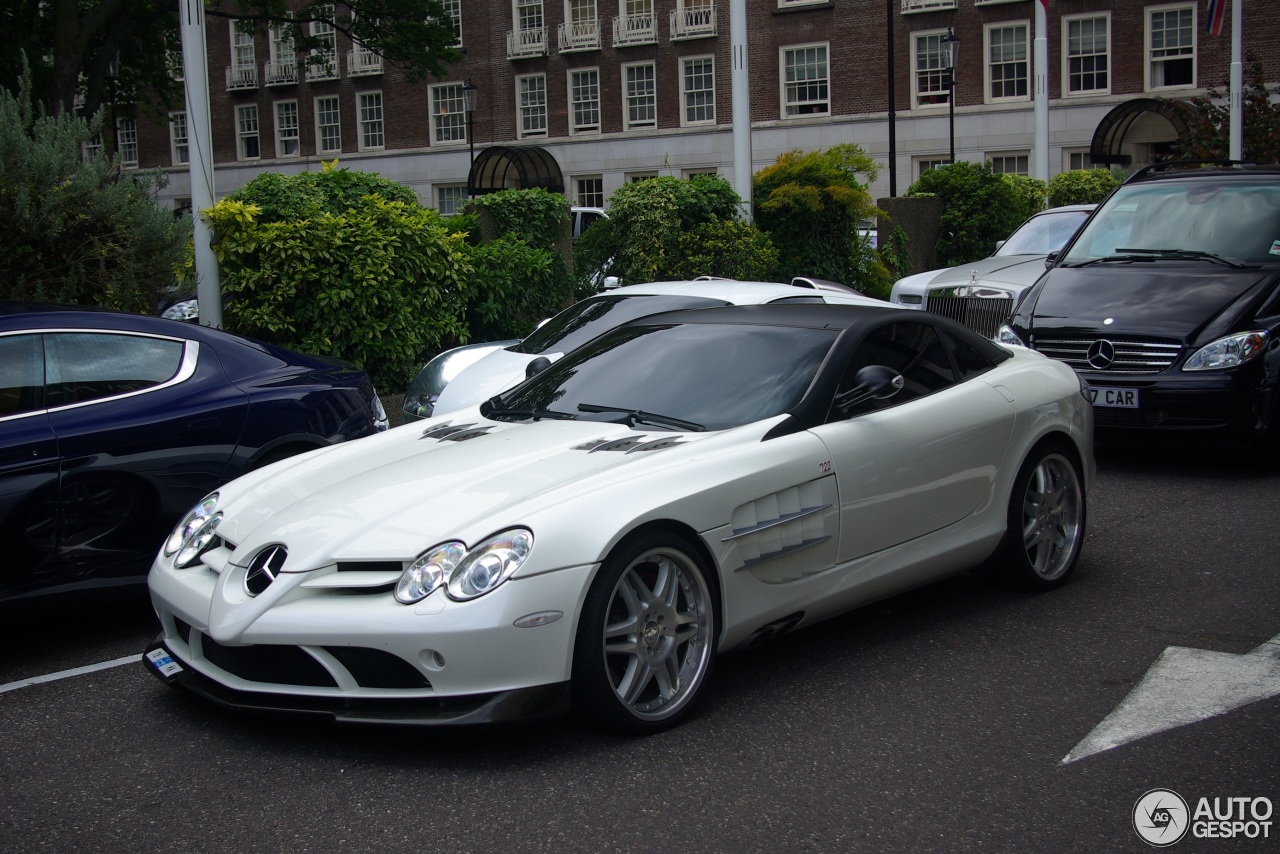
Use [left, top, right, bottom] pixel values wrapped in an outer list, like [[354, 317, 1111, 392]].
[[601, 546, 713, 721], [1021, 453, 1083, 581]]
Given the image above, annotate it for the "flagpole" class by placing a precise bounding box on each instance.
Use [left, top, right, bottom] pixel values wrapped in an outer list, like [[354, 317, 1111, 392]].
[[1032, 0, 1048, 182], [1229, 0, 1242, 160]]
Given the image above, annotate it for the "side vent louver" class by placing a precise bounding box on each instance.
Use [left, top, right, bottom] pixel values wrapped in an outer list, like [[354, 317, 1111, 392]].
[[419, 422, 494, 442], [571, 435, 687, 453]]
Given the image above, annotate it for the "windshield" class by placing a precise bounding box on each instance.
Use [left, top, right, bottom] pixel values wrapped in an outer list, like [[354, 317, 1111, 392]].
[[1062, 179, 1280, 264], [510, 294, 729, 356], [495, 322, 839, 431], [996, 209, 1092, 256]]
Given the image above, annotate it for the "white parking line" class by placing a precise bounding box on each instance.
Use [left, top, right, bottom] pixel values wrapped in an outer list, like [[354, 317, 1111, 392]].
[[0, 655, 140, 695]]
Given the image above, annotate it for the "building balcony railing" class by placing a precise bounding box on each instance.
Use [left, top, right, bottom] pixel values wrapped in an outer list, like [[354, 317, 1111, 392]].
[[613, 13, 657, 46], [304, 51, 339, 81], [225, 65, 258, 90], [507, 26, 548, 58], [670, 5, 716, 40], [558, 19, 601, 52], [901, 0, 956, 12], [263, 60, 298, 86], [347, 47, 383, 76]]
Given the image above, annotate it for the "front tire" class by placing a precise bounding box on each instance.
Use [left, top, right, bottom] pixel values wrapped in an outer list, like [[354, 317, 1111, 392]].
[[998, 443, 1086, 590], [572, 531, 718, 734]]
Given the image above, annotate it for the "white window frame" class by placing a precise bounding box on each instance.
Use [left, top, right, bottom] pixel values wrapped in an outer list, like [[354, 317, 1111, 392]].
[[780, 43, 829, 118], [627, 172, 658, 182], [308, 7, 338, 80], [911, 30, 951, 109], [274, 100, 300, 157], [230, 22, 256, 72], [431, 83, 468, 145], [1146, 3, 1196, 92], [116, 116, 138, 168], [169, 111, 189, 165], [680, 55, 715, 126], [915, 157, 948, 178], [984, 21, 1029, 104], [357, 91, 385, 151], [516, 74, 548, 139], [442, 0, 463, 46], [315, 95, 342, 154], [1064, 149, 1105, 171], [988, 151, 1030, 176], [623, 61, 657, 130], [235, 104, 260, 160], [1062, 12, 1110, 97], [270, 21, 295, 65], [569, 68, 601, 135], [575, 175, 605, 208], [436, 185, 467, 215]]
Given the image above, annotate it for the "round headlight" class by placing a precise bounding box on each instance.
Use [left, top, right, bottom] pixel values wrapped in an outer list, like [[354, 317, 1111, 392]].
[[164, 493, 219, 557], [174, 513, 222, 568], [395, 541, 466, 604], [447, 529, 534, 601]]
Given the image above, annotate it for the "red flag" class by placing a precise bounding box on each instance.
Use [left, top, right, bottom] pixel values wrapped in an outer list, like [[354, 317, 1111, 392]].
[[1206, 0, 1226, 36]]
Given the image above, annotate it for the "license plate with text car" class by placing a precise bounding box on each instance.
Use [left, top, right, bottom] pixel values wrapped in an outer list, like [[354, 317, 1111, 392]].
[[1088, 387, 1140, 408]]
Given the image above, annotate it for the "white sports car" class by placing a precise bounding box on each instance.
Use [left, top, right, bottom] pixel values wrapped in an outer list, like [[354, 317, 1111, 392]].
[[145, 303, 1093, 733]]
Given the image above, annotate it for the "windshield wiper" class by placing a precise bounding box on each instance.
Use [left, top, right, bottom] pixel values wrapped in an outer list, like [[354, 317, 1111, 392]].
[[483, 405, 576, 422], [1112, 248, 1246, 268], [577, 403, 705, 432]]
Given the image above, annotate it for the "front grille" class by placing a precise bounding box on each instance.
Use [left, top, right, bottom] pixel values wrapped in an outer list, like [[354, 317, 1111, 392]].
[[200, 637, 338, 687], [1032, 336, 1182, 374], [324, 647, 432, 688], [925, 294, 1014, 338]]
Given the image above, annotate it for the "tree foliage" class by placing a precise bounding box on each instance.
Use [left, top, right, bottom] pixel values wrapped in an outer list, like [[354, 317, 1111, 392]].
[[752, 145, 887, 290], [0, 74, 188, 313], [1169, 60, 1280, 163], [204, 166, 472, 390], [907, 161, 1044, 267], [1046, 169, 1123, 207], [574, 175, 772, 286], [3, 0, 460, 118]]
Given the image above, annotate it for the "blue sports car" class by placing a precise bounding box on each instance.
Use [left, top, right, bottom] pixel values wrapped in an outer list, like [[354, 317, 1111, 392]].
[[0, 303, 387, 611]]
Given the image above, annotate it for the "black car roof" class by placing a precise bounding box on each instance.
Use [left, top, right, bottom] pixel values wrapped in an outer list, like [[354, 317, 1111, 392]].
[[1125, 161, 1280, 185]]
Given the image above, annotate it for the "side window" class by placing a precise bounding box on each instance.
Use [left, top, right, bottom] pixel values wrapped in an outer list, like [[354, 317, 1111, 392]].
[[942, 331, 997, 379], [0, 334, 45, 417], [833, 322, 956, 418], [44, 333, 185, 407]]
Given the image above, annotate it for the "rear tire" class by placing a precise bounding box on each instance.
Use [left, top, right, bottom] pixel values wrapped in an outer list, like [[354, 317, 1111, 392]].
[[997, 443, 1086, 590]]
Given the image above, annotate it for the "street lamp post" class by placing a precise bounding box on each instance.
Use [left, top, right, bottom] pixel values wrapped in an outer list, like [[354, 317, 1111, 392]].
[[941, 26, 959, 163], [462, 78, 478, 196]]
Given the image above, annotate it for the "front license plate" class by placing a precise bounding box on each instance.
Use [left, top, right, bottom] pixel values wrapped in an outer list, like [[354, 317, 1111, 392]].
[[1089, 387, 1140, 408], [145, 647, 184, 679]]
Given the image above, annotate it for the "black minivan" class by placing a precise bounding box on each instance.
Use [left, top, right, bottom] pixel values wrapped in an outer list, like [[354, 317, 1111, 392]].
[[999, 162, 1280, 455]]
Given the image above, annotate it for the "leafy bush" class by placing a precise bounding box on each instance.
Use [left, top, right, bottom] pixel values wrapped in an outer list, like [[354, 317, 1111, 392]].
[[665, 220, 778, 282], [465, 235, 572, 341], [1002, 173, 1048, 221], [0, 74, 188, 313], [908, 161, 1039, 266], [752, 145, 888, 289], [1170, 60, 1280, 163], [206, 178, 472, 391], [467, 187, 570, 248], [1047, 169, 1123, 206]]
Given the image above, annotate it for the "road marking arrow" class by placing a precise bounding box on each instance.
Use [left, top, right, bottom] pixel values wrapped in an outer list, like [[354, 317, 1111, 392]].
[[1063, 634, 1280, 764]]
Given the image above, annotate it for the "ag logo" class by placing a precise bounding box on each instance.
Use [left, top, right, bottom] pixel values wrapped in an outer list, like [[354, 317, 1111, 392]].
[[1134, 789, 1190, 847]]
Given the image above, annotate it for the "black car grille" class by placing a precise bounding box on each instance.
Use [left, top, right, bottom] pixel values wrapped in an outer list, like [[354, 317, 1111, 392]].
[[925, 294, 1013, 338], [201, 637, 339, 687], [1032, 335, 1182, 373], [325, 647, 431, 688]]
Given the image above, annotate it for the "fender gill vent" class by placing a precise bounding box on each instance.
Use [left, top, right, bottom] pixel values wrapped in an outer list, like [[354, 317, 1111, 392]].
[[439, 427, 493, 442], [419, 422, 477, 440], [627, 437, 686, 453], [572, 436, 650, 453]]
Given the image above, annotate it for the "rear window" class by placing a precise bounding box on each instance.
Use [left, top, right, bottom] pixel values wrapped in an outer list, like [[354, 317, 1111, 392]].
[[511, 294, 729, 356]]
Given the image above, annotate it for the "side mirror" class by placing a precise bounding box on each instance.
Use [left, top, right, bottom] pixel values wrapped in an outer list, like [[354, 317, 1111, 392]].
[[525, 356, 552, 379], [1044, 251, 1059, 269], [835, 365, 904, 414]]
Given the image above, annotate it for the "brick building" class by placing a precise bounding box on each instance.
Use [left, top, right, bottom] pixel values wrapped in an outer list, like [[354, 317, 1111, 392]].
[[120, 0, 1280, 214]]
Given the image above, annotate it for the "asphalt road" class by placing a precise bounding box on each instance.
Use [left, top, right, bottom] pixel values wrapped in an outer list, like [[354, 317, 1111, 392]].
[[1, 443, 1277, 853]]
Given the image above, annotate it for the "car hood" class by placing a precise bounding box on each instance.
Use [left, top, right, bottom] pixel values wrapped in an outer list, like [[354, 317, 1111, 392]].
[[1026, 265, 1274, 340], [431, 348, 563, 415], [926, 255, 1048, 289], [212, 416, 728, 570]]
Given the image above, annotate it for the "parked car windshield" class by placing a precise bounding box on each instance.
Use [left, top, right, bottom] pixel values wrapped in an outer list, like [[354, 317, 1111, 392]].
[[495, 321, 839, 431], [510, 294, 729, 356], [1062, 179, 1280, 264], [996, 209, 1092, 256]]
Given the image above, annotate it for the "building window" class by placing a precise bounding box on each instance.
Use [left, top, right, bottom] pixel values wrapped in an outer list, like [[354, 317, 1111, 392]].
[[437, 185, 467, 215], [431, 83, 467, 144], [266, 21, 296, 84], [82, 137, 103, 161], [229, 24, 256, 88], [516, 0, 544, 36], [275, 101, 300, 157], [1147, 4, 1195, 90], [315, 95, 341, 154], [680, 56, 715, 125], [1065, 150, 1106, 171], [628, 172, 658, 182], [570, 68, 601, 134], [916, 157, 948, 178], [358, 91, 385, 150], [615, 0, 656, 46], [236, 104, 260, 160], [308, 7, 338, 79], [575, 175, 604, 208], [624, 62, 656, 130], [443, 0, 463, 45], [1063, 14, 1109, 96], [685, 168, 718, 178], [781, 43, 829, 117], [169, 112, 189, 165], [989, 152, 1029, 175], [116, 117, 138, 168], [985, 23, 1028, 102], [517, 74, 548, 138], [912, 31, 950, 108]]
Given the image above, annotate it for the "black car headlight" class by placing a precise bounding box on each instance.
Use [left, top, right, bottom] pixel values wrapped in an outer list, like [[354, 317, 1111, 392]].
[[163, 494, 220, 567], [1183, 331, 1269, 371]]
